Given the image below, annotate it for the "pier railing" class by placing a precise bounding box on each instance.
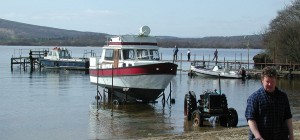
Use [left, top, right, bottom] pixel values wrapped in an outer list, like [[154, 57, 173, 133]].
[[160, 52, 300, 78], [11, 48, 49, 71]]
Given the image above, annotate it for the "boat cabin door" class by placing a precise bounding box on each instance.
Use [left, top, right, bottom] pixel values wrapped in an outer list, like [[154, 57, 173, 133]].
[[113, 49, 119, 68]]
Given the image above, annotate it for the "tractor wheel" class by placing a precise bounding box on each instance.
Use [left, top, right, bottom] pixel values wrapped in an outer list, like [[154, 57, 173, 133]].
[[219, 115, 227, 127], [184, 91, 197, 120], [227, 108, 238, 127], [192, 110, 203, 127]]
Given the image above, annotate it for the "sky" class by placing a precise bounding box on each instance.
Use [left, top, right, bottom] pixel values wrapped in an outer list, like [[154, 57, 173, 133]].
[[0, 0, 293, 38]]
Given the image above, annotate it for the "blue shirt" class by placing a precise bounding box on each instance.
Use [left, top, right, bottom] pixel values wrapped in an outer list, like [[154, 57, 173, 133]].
[[174, 47, 178, 54], [245, 87, 292, 140]]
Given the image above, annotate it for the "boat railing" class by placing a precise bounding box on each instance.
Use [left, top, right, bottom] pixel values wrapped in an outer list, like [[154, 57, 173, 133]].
[[192, 60, 244, 71], [83, 50, 97, 58]]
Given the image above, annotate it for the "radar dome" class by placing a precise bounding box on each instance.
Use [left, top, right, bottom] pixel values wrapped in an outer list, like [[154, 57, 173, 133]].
[[139, 26, 151, 36]]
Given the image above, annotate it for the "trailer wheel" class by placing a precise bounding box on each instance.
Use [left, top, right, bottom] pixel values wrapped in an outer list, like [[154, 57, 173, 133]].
[[192, 110, 203, 127], [184, 91, 197, 120], [227, 108, 238, 127]]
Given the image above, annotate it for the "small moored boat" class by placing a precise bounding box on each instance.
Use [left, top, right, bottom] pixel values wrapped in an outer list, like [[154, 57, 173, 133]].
[[190, 62, 245, 79], [40, 47, 89, 70], [89, 26, 178, 102]]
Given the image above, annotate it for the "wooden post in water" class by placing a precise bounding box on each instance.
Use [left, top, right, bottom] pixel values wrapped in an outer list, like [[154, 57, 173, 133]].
[[23, 59, 26, 71], [248, 47, 250, 70], [203, 55, 205, 68], [235, 53, 237, 70], [39, 59, 42, 71], [11, 56, 13, 71], [209, 54, 210, 68], [240, 53, 242, 67], [111, 67, 114, 116], [180, 53, 182, 70], [218, 74, 221, 94], [223, 57, 225, 68], [96, 63, 100, 109], [29, 50, 33, 72]]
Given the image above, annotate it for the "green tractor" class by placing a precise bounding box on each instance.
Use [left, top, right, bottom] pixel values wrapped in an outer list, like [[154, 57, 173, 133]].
[[184, 90, 238, 127]]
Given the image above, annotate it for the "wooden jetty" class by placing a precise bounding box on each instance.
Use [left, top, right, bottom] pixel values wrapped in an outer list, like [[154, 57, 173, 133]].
[[11, 49, 48, 71], [166, 52, 300, 78], [10, 50, 300, 78]]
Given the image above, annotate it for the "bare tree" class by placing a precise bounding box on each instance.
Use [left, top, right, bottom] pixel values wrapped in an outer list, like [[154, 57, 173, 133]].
[[263, 0, 300, 63]]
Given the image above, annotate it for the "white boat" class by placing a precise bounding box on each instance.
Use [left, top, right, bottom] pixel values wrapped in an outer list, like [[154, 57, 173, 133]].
[[190, 63, 245, 79], [89, 26, 178, 102], [40, 47, 89, 70]]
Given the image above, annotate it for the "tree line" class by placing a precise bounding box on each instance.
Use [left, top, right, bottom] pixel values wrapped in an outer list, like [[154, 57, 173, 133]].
[[263, 0, 300, 64]]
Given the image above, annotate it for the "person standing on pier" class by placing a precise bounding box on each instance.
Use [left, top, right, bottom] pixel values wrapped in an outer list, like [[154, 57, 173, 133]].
[[187, 49, 191, 61], [173, 45, 179, 62], [212, 49, 218, 64], [245, 66, 294, 140]]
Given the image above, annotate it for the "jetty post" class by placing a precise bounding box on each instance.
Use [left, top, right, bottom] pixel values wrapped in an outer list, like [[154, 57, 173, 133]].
[[29, 50, 34, 72], [95, 62, 102, 109], [23, 58, 26, 71], [111, 66, 114, 116], [10, 56, 13, 71], [180, 53, 182, 70]]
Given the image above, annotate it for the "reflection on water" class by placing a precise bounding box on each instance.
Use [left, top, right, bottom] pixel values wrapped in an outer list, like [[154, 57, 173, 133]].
[[89, 104, 174, 139], [278, 79, 300, 118]]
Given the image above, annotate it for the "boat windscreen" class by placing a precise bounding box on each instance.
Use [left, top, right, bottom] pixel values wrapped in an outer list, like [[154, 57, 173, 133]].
[[150, 49, 160, 60], [59, 50, 71, 59], [137, 49, 149, 60], [122, 49, 135, 60]]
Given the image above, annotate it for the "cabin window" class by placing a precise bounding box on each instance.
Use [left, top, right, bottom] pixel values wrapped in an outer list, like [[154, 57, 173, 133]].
[[60, 50, 71, 59], [122, 49, 135, 60], [104, 49, 114, 60], [137, 49, 149, 60], [104, 49, 121, 60], [48, 51, 52, 56], [150, 49, 160, 60]]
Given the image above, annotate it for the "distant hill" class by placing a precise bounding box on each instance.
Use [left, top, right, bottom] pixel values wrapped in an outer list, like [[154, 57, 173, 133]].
[[157, 35, 263, 49], [0, 18, 263, 48], [0, 18, 108, 46]]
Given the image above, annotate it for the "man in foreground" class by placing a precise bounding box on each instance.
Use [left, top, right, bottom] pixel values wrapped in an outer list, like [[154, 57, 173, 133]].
[[245, 66, 294, 140]]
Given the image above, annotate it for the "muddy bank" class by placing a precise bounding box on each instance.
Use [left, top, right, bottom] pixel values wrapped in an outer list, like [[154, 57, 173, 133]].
[[142, 121, 300, 140]]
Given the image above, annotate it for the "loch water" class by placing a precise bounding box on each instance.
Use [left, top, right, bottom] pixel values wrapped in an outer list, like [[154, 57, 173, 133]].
[[1, 46, 299, 139]]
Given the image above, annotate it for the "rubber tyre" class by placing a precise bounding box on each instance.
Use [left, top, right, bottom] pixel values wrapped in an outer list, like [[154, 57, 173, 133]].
[[192, 110, 203, 127], [227, 108, 238, 127], [184, 91, 197, 120]]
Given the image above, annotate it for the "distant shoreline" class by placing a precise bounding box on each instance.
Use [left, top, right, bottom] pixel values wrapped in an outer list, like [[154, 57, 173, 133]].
[[0, 45, 263, 50]]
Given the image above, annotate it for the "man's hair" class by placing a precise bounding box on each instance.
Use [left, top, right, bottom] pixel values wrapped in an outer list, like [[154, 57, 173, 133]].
[[261, 66, 277, 78]]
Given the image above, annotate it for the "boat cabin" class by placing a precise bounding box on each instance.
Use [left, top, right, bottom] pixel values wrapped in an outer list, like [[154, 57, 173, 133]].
[[102, 48, 160, 61], [99, 35, 161, 68], [44, 47, 72, 60]]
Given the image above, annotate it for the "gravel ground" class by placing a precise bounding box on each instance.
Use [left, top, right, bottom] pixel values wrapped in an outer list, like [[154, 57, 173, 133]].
[[141, 121, 300, 140]]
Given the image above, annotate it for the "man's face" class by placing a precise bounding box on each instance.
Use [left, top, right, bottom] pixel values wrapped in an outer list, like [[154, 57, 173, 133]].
[[262, 76, 276, 93]]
